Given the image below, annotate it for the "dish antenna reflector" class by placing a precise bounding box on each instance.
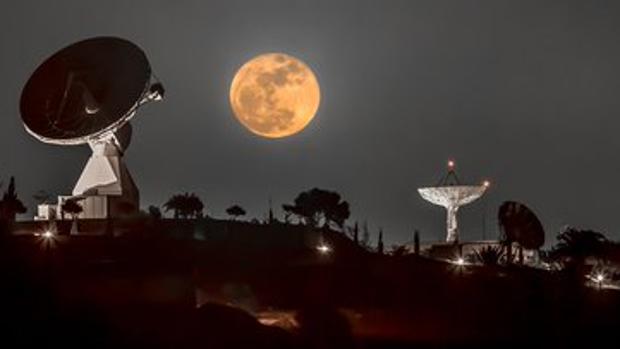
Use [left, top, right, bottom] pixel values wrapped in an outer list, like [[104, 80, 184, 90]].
[[498, 201, 545, 250], [418, 161, 488, 243], [20, 37, 164, 220]]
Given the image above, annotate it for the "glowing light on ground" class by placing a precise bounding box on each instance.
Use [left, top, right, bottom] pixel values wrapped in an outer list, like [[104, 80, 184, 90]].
[[316, 243, 332, 254], [453, 257, 466, 266]]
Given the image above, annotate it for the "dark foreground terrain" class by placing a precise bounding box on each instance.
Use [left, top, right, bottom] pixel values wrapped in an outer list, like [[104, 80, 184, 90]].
[[1, 218, 619, 348]]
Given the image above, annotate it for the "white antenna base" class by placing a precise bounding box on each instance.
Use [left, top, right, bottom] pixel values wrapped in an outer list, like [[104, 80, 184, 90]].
[[69, 138, 139, 219]]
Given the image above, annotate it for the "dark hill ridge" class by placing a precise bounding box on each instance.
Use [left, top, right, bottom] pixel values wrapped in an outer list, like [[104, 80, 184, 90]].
[[3, 219, 620, 347], [7, 218, 368, 306], [12, 218, 364, 252]]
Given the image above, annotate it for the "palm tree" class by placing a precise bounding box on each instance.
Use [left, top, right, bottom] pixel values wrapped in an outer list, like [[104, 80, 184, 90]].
[[226, 205, 246, 221], [164, 193, 204, 219], [475, 245, 505, 266], [164, 194, 186, 219], [148, 205, 162, 219]]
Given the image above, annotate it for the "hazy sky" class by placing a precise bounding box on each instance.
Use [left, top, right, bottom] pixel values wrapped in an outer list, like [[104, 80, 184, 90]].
[[2, 0, 620, 246]]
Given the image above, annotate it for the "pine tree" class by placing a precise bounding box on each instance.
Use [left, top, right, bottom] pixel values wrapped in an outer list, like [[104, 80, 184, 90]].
[[378, 229, 384, 255], [0, 176, 27, 222], [414, 230, 420, 255], [361, 220, 370, 249]]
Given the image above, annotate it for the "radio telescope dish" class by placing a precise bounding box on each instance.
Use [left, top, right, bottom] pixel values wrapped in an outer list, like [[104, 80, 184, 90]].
[[498, 201, 545, 250], [20, 37, 163, 221], [20, 37, 160, 145], [418, 161, 488, 243], [113, 122, 133, 153]]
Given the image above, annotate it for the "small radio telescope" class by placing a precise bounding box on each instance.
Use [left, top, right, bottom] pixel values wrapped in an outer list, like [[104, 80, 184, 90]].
[[418, 161, 488, 243], [498, 201, 545, 264], [498, 201, 545, 250], [20, 37, 164, 220]]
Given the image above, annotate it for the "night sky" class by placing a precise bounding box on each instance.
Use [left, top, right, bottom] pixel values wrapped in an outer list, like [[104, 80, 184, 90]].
[[2, 0, 620, 246]]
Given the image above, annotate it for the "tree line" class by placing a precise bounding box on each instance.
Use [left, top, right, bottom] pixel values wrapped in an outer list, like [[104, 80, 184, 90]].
[[3, 176, 620, 284]]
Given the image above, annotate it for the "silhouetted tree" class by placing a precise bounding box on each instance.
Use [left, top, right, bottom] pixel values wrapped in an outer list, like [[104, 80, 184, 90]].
[[226, 205, 246, 221], [62, 199, 83, 219], [62, 199, 83, 235], [268, 200, 275, 224], [0, 177, 27, 222], [164, 194, 184, 219], [377, 229, 384, 255], [164, 192, 204, 219], [353, 222, 359, 245], [549, 227, 609, 273], [414, 230, 420, 255], [282, 188, 350, 230], [186, 193, 204, 218], [360, 220, 371, 249], [148, 205, 162, 219], [475, 245, 504, 266]]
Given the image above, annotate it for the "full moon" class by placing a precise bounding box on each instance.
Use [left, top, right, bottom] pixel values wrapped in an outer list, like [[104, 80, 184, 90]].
[[229, 53, 320, 138]]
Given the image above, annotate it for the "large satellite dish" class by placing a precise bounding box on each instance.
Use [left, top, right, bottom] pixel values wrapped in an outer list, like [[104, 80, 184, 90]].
[[20, 37, 162, 145], [418, 161, 489, 243], [498, 201, 545, 250], [20, 37, 164, 220]]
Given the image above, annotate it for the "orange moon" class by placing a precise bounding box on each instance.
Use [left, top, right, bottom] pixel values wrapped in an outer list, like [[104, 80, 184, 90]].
[[229, 53, 320, 138]]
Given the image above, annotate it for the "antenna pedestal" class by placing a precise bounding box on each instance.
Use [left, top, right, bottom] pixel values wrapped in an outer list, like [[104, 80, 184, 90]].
[[22, 37, 163, 226], [418, 163, 487, 243], [446, 206, 459, 243], [69, 138, 139, 219]]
